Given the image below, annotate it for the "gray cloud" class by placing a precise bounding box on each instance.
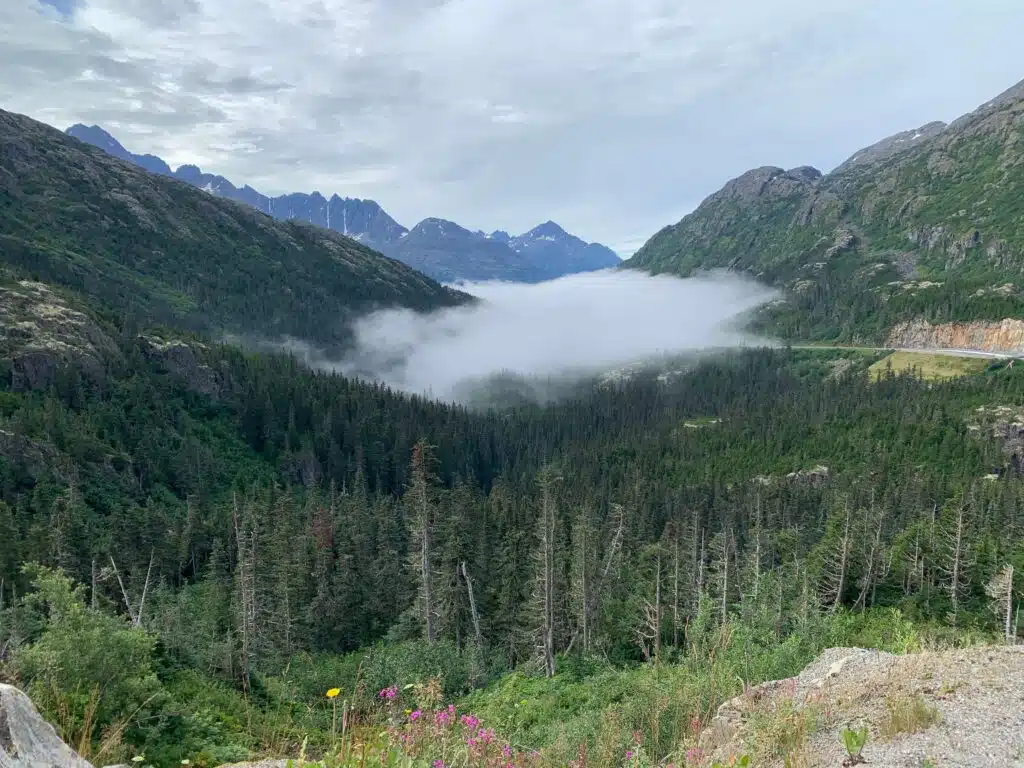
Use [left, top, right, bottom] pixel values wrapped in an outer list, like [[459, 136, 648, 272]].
[[332, 270, 776, 400], [2, 0, 1024, 253]]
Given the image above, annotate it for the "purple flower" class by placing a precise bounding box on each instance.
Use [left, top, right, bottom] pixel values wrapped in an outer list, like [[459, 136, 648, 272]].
[[409, 709, 421, 722], [625, 750, 634, 760], [378, 685, 398, 700], [433, 761, 446, 768]]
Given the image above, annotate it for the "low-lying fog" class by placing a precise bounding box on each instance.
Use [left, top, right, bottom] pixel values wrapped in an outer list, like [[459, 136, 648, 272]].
[[332, 270, 777, 401]]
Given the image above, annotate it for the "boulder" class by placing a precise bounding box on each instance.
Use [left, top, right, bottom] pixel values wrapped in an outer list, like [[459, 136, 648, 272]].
[[0, 684, 93, 768]]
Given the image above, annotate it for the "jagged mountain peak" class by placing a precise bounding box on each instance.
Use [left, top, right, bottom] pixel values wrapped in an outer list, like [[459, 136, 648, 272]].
[[64, 122, 620, 283], [67, 123, 124, 153], [522, 220, 569, 239]]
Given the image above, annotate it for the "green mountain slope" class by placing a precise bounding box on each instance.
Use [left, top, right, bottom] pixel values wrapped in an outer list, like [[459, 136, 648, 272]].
[[627, 78, 1024, 343], [0, 109, 467, 348]]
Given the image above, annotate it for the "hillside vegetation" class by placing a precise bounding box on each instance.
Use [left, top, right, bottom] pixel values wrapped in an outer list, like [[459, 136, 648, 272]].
[[0, 82, 1023, 768], [1, 110, 466, 349], [627, 79, 1024, 343]]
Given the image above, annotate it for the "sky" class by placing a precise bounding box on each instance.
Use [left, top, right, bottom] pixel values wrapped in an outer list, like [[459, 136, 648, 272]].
[[2, 1, 1024, 254]]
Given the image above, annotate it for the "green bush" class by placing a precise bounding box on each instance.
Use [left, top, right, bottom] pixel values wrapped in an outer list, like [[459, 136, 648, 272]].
[[9, 565, 165, 762]]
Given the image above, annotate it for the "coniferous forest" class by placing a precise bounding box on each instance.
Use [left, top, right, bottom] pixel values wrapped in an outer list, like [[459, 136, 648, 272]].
[[2, 317, 1022, 765]]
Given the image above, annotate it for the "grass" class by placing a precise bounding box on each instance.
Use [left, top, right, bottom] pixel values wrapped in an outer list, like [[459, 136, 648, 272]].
[[880, 695, 940, 739], [869, 351, 989, 381], [746, 699, 820, 765]]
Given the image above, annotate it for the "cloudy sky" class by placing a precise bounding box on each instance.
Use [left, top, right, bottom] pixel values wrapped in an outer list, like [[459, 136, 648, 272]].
[[2, 0, 1023, 254]]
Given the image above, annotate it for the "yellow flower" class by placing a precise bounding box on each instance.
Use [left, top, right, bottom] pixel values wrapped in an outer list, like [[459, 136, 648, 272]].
[[326, 687, 341, 699]]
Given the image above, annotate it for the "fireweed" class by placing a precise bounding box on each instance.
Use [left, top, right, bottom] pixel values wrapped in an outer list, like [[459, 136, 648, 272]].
[[382, 701, 542, 768]]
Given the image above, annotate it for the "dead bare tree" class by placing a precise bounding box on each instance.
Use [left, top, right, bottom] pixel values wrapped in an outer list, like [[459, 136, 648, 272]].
[[819, 497, 853, 612], [533, 467, 562, 677], [406, 441, 439, 642], [938, 502, 974, 627], [634, 545, 664, 664], [460, 562, 483, 647], [986, 565, 1016, 645], [566, 501, 626, 655], [109, 550, 154, 628], [232, 493, 257, 693], [854, 500, 887, 611]]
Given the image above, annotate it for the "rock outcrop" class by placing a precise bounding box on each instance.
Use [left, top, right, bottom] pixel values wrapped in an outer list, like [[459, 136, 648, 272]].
[[139, 336, 226, 398], [0, 281, 117, 392], [700, 645, 1024, 768], [887, 318, 1024, 354], [0, 684, 93, 768]]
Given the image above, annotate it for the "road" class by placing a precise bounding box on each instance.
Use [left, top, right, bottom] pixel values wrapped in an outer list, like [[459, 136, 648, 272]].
[[787, 344, 1013, 360]]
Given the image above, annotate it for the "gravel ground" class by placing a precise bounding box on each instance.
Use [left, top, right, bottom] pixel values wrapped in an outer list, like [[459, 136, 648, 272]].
[[707, 645, 1024, 767]]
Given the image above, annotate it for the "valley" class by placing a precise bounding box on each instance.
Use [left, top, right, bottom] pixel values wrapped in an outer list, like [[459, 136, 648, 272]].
[[1, 26, 1023, 768]]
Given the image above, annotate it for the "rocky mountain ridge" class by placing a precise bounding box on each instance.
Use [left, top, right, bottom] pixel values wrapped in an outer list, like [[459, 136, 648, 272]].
[[626, 76, 1024, 344], [64, 125, 620, 283]]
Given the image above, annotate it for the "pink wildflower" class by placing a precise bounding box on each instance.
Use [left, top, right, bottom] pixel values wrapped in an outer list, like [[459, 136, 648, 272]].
[[378, 685, 398, 700], [409, 709, 421, 722], [503, 744, 512, 758], [433, 761, 446, 768], [460, 713, 480, 730], [625, 750, 634, 760]]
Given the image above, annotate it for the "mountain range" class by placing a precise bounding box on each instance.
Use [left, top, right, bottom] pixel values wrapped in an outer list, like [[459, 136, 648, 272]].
[[626, 77, 1024, 344], [1, 110, 466, 352], [65, 124, 621, 284]]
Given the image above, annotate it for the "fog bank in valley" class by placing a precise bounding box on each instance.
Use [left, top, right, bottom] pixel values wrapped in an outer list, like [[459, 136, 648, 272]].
[[334, 270, 776, 401]]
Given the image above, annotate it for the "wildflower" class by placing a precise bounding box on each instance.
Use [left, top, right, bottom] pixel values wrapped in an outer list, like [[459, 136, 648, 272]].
[[625, 750, 634, 760], [503, 744, 512, 758], [410, 709, 422, 721], [326, 687, 341, 699], [379, 685, 398, 700], [433, 761, 446, 768], [460, 713, 480, 730]]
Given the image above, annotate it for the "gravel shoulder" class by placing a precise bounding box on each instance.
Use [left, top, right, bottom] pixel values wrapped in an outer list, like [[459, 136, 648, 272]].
[[704, 645, 1024, 767]]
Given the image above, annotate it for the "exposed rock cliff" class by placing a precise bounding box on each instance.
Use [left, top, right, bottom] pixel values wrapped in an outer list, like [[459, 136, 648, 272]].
[[887, 318, 1024, 354], [0, 684, 93, 768], [0, 281, 117, 391]]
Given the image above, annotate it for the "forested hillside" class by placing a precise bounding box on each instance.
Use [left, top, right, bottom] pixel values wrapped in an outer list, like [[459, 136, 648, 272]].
[[626, 78, 1024, 344], [1, 285, 1022, 762], [2, 81, 1024, 768], [0, 110, 467, 349]]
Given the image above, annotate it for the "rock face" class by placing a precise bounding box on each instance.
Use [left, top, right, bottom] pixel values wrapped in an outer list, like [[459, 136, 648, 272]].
[[0, 684, 93, 768], [0, 281, 118, 392], [887, 319, 1024, 354], [626, 75, 1024, 342], [833, 121, 947, 174], [139, 336, 225, 398]]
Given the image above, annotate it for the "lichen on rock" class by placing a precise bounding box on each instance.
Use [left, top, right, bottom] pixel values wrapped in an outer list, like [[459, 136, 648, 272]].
[[0, 280, 117, 391]]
